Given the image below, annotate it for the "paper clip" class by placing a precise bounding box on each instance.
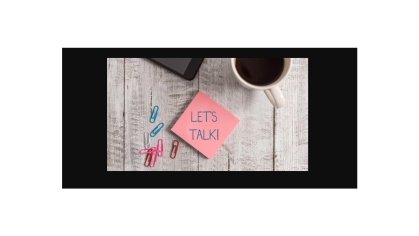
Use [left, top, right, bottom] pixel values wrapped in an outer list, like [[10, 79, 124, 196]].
[[144, 148, 154, 167], [157, 139, 164, 157], [150, 122, 164, 137], [150, 106, 159, 123], [140, 147, 155, 155], [144, 132, 150, 149], [170, 140, 179, 159], [149, 147, 158, 168]]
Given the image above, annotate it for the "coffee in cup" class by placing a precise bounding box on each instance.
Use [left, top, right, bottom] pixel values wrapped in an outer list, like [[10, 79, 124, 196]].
[[231, 58, 292, 108]]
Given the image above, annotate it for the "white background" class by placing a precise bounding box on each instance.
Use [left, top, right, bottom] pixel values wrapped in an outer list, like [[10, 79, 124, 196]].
[[1, 0, 418, 235]]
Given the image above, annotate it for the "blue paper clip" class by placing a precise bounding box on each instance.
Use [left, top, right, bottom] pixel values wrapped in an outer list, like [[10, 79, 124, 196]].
[[150, 122, 164, 137], [150, 106, 159, 123]]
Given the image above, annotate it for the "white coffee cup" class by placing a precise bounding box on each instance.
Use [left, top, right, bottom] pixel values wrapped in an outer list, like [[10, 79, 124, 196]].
[[231, 58, 293, 108]]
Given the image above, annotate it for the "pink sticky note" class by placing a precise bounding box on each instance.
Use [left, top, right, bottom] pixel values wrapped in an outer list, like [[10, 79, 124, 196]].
[[171, 91, 240, 159]]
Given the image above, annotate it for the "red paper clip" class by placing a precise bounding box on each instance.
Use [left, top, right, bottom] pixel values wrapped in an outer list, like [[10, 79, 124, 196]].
[[170, 140, 179, 159], [149, 147, 158, 167], [144, 148, 154, 167]]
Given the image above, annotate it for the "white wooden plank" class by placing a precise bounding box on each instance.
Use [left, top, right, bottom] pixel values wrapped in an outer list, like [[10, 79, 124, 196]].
[[150, 60, 200, 171], [107, 58, 125, 171], [124, 58, 152, 171], [275, 58, 309, 171], [199, 58, 274, 171], [117, 57, 308, 171], [124, 58, 199, 171]]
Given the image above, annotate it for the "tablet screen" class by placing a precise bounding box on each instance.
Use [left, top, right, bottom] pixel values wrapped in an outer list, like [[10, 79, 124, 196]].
[[151, 58, 192, 74]]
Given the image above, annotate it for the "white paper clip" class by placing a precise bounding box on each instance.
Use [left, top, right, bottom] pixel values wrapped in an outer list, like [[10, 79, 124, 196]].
[[144, 132, 151, 149]]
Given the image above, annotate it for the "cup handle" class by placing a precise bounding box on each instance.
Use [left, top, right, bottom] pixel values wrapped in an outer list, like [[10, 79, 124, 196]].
[[264, 86, 285, 109]]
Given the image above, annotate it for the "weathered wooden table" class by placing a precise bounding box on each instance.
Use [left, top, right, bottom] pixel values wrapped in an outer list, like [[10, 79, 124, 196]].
[[107, 58, 308, 171]]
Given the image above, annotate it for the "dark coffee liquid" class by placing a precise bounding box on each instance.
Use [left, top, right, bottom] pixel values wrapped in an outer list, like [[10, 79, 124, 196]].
[[236, 58, 284, 86]]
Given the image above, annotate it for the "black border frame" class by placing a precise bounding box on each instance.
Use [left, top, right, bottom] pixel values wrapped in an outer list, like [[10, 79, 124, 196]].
[[63, 48, 357, 189]]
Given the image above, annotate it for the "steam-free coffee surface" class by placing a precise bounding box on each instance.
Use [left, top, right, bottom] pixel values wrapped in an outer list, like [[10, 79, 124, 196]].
[[236, 58, 284, 86]]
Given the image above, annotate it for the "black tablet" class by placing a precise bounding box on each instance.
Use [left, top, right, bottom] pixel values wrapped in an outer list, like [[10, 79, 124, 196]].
[[148, 58, 204, 80]]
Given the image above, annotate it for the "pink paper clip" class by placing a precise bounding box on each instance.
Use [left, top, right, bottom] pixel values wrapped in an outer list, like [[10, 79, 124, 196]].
[[157, 139, 164, 157], [149, 147, 158, 168], [140, 148, 156, 155]]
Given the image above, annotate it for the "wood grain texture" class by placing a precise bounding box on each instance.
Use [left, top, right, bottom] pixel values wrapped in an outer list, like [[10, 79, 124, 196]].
[[199, 58, 274, 171], [107, 58, 125, 171], [107, 58, 308, 171], [275, 58, 309, 171], [124, 58, 199, 171]]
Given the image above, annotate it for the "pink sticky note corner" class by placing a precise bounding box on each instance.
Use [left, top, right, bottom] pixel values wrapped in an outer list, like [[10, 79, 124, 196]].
[[171, 91, 239, 159]]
